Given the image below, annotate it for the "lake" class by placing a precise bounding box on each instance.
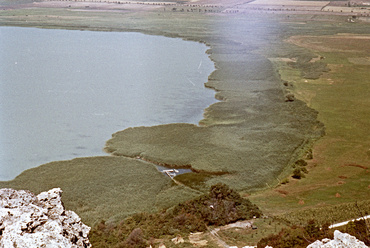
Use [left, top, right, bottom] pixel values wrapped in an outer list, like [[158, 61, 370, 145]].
[[0, 26, 216, 181]]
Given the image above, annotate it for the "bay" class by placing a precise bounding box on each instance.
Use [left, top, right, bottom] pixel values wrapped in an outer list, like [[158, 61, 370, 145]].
[[0, 27, 216, 180]]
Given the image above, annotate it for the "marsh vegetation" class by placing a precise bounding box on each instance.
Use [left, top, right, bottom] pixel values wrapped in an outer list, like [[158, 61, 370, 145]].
[[1, 0, 369, 246]]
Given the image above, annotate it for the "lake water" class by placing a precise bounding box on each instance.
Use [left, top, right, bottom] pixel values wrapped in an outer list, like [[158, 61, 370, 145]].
[[0, 27, 216, 181]]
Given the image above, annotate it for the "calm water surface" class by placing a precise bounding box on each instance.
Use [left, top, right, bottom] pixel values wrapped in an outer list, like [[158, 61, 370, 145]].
[[0, 27, 216, 180]]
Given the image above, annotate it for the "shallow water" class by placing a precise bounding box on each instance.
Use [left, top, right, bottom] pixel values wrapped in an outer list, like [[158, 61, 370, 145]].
[[0, 27, 216, 180]]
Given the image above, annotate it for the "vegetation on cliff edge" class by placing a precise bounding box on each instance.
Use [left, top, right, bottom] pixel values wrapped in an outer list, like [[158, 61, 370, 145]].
[[89, 183, 262, 247]]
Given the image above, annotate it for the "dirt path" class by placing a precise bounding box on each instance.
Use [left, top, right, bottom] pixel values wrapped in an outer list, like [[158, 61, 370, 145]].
[[208, 220, 254, 248], [207, 215, 370, 248], [329, 215, 370, 229]]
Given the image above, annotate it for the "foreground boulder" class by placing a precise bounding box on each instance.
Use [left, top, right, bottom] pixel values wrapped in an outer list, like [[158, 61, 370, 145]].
[[307, 230, 367, 248], [0, 188, 91, 248]]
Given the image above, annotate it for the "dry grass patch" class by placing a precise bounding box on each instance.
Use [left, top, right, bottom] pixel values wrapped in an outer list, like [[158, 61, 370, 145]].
[[286, 34, 370, 53]]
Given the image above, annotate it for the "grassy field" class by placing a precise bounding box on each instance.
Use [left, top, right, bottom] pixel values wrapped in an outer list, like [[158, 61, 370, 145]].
[[0, 6, 324, 193], [216, 218, 288, 247], [102, 13, 325, 192], [0, 156, 201, 225], [0, 1, 370, 245], [249, 26, 370, 225]]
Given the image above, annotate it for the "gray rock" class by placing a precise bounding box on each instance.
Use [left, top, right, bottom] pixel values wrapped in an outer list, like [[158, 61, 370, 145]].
[[307, 230, 367, 248], [0, 188, 91, 248]]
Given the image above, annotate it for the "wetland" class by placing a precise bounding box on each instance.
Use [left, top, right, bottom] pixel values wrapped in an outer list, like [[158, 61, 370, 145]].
[[0, 0, 369, 238], [0, 26, 215, 180], [0, 9, 322, 224]]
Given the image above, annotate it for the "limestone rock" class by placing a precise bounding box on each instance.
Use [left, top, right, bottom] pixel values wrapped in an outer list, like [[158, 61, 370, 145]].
[[171, 235, 184, 244], [0, 188, 91, 248], [307, 230, 367, 248]]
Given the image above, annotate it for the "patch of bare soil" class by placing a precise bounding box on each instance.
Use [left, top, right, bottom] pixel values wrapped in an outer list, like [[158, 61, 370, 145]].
[[275, 189, 289, 196], [207, 220, 254, 248], [342, 163, 369, 170], [188, 232, 209, 247]]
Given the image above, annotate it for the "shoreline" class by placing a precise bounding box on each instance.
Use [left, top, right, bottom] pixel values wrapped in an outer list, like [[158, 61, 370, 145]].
[[0, 6, 323, 188], [1, 3, 370, 245], [0, 25, 217, 181], [0, 2, 331, 224]]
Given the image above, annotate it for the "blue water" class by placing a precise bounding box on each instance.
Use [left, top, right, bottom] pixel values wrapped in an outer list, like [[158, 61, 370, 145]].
[[0, 26, 216, 180]]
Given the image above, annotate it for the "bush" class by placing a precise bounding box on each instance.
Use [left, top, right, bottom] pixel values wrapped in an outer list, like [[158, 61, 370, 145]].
[[295, 159, 308, 167], [291, 160, 308, 179], [304, 219, 321, 239], [90, 183, 262, 247], [287, 56, 330, 80], [174, 183, 262, 226], [292, 168, 304, 179], [285, 93, 295, 102], [301, 167, 308, 174], [281, 178, 289, 184], [343, 219, 370, 245], [305, 149, 313, 160], [257, 227, 307, 248], [257, 220, 334, 248], [123, 228, 147, 248]]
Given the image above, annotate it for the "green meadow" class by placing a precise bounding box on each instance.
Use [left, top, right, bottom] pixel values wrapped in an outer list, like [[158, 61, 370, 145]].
[[250, 25, 370, 224]]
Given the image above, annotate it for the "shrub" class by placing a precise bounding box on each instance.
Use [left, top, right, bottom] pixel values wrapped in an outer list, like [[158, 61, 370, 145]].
[[287, 56, 330, 80], [174, 183, 262, 226], [90, 183, 262, 246], [257, 227, 307, 248], [301, 167, 308, 174], [343, 220, 370, 245], [304, 219, 320, 239], [281, 178, 289, 184], [257, 220, 334, 248], [305, 149, 313, 160], [123, 228, 147, 248], [295, 159, 308, 167], [285, 93, 295, 102], [292, 168, 304, 179], [291, 160, 308, 179]]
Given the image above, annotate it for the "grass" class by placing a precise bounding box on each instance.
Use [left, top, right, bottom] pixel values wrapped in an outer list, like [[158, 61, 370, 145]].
[[249, 29, 370, 225], [1, 2, 370, 246], [89, 183, 261, 247], [174, 172, 215, 192], [89, 11, 325, 192], [217, 218, 288, 247], [279, 199, 370, 226], [0, 156, 201, 226]]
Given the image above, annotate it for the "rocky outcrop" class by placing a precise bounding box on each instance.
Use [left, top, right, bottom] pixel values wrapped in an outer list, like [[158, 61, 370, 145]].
[[307, 230, 367, 248], [220, 230, 367, 248], [0, 188, 91, 248], [171, 235, 185, 244]]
